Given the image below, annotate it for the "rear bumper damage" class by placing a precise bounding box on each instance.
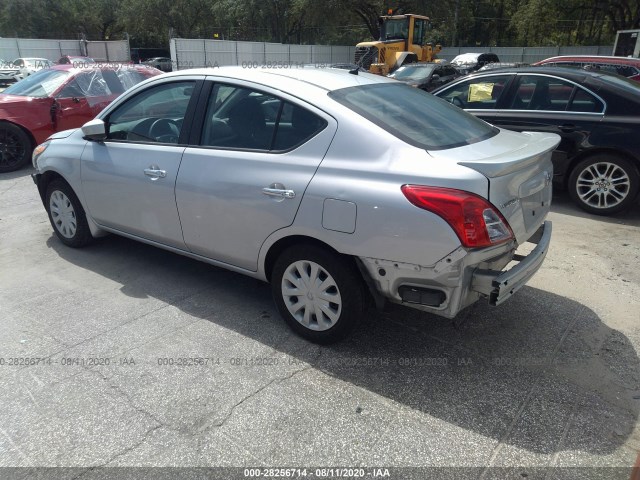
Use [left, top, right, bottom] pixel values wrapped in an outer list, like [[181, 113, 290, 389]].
[[358, 221, 551, 318]]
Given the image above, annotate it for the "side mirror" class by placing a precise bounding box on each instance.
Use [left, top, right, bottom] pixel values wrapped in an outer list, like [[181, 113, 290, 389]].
[[82, 118, 107, 141], [431, 74, 440, 83]]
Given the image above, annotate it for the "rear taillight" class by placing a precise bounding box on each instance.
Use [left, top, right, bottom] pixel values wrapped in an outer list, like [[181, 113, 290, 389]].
[[401, 185, 514, 248]]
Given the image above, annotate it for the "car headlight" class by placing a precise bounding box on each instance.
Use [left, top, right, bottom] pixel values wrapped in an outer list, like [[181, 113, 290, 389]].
[[32, 141, 50, 168]]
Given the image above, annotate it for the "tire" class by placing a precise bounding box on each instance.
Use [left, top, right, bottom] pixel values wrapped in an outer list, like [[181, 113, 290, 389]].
[[271, 244, 365, 344], [0, 123, 32, 173], [568, 154, 640, 215], [45, 179, 93, 248]]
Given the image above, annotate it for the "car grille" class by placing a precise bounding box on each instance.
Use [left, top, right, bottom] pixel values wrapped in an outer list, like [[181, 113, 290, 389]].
[[355, 46, 378, 70]]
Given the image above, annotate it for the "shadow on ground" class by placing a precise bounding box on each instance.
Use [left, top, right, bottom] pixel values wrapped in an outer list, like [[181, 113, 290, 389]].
[[46, 233, 640, 458], [551, 190, 640, 226]]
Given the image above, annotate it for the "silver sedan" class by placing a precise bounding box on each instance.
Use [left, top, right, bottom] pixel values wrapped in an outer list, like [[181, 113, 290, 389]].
[[32, 66, 560, 343]]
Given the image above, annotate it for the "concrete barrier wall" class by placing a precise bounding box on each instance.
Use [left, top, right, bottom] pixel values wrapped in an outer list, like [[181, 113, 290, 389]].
[[0, 38, 130, 62]]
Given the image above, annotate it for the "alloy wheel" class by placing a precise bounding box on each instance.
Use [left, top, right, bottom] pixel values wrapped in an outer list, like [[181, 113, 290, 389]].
[[576, 161, 631, 210]]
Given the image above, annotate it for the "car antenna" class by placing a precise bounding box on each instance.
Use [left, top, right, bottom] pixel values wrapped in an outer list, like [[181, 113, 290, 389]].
[[349, 67, 359, 75]]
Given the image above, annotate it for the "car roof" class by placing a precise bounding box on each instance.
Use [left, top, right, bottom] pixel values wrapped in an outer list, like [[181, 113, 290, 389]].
[[46, 64, 158, 74], [459, 65, 610, 79], [536, 55, 640, 66], [159, 66, 393, 92], [397, 63, 438, 68]]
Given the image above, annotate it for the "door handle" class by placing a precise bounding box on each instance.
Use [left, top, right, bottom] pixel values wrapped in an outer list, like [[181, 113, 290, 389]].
[[144, 166, 166, 180], [262, 187, 296, 199], [558, 124, 576, 133]]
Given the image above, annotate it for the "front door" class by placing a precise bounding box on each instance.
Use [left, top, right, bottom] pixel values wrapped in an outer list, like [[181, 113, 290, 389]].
[[81, 80, 199, 248], [55, 70, 122, 132]]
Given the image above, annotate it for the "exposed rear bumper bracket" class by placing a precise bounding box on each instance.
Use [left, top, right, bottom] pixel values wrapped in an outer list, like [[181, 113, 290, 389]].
[[472, 221, 552, 306]]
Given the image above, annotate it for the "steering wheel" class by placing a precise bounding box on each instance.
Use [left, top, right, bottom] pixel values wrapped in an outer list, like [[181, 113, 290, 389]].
[[149, 118, 180, 143], [450, 96, 465, 108]]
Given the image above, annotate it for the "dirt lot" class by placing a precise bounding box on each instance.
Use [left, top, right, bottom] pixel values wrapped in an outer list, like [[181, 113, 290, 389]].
[[1, 166, 639, 479]]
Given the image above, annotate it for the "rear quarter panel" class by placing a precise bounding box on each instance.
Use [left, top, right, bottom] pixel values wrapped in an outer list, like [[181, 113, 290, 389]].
[[259, 108, 489, 271]]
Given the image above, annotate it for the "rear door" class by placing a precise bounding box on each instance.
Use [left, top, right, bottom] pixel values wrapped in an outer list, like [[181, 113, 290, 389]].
[[175, 80, 337, 271]]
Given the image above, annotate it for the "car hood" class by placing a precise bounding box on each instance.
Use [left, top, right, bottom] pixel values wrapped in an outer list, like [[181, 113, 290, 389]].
[[0, 94, 40, 106], [0, 94, 45, 113], [48, 128, 76, 140]]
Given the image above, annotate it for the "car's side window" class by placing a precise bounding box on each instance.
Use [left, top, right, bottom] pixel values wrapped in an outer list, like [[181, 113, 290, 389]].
[[439, 75, 511, 109], [568, 88, 604, 113], [58, 70, 125, 99], [201, 85, 279, 150], [507, 75, 573, 111], [200, 84, 327, 151], [272, 102, 327, 150], [106, 81, 195, 144]]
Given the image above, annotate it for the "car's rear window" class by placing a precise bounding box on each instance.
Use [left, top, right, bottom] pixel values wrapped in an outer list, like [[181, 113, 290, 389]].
[[328, 83, 498, 150]]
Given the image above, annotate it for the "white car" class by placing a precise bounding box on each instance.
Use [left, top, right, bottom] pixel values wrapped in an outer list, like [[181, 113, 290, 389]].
[[13, 57, 53, 78], [32, 67, 559, 343]]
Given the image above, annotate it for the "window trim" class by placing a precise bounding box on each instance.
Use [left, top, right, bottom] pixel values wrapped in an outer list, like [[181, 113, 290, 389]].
[[504, 73, 607, 115], [436, 72, 607, 116]]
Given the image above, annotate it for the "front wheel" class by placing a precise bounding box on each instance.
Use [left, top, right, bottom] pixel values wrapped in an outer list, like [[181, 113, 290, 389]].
[[568, 155, 639, 215], [0, 123, 32, 173], [45, 179, 93, 247], [271, 245, 365, 344]]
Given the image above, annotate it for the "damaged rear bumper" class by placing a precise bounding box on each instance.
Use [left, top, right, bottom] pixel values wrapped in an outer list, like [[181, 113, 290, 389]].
[[358, 221, 551, 318], [471, 221, 551, 306]]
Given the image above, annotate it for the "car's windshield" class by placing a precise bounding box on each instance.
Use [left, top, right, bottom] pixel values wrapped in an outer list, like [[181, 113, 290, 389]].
[[329, 83, 498, 150], [381, 18, 409, 40], [391, 65, 435, 81], [3, 69, 70, 97]]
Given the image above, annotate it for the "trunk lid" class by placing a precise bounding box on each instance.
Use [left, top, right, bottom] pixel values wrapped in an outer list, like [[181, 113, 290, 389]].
[[429, 129, 560, 245]]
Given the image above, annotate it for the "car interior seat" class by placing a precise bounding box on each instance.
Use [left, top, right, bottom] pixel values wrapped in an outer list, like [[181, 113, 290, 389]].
[[529, 81, 552, 110], [227, 96, 271, 149]]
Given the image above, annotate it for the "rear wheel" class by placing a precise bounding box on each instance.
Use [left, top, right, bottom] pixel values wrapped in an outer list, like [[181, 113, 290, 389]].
[[271, 245, 365, 344], [568, 154, 639, 215], [0, 123, 32, 173], [45, 179, 93, 247]]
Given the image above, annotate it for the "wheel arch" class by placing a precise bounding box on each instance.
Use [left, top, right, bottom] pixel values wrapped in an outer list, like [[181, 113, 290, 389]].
[[263, 235, 345, 282], [35, 170, 68, 204], [0, 119, 36, 152], [36, 170, 107, 238]]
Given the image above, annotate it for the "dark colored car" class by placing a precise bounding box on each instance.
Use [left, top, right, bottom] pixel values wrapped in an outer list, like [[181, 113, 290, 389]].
[[0, 64, 161, 172], [388, 62, 460, 91], [142, 57, 173, 72], [450, 52, 500, 75], [533, 55, 640, 82], [433, 66, 640, 215]]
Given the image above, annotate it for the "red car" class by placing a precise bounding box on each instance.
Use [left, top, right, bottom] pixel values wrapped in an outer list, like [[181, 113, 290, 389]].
[[0, 64, 161, 172], [533, 55, 640, 82]]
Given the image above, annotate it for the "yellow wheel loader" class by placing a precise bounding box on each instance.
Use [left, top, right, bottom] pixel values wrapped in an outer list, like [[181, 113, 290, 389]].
[[355, 14, 442, 75]]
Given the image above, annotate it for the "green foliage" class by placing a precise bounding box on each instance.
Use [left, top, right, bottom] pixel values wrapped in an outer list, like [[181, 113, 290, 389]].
[[0, 0, 634, 47]]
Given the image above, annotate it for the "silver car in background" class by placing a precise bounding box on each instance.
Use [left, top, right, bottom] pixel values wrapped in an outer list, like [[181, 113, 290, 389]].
[[32, 67, 559, 343]]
